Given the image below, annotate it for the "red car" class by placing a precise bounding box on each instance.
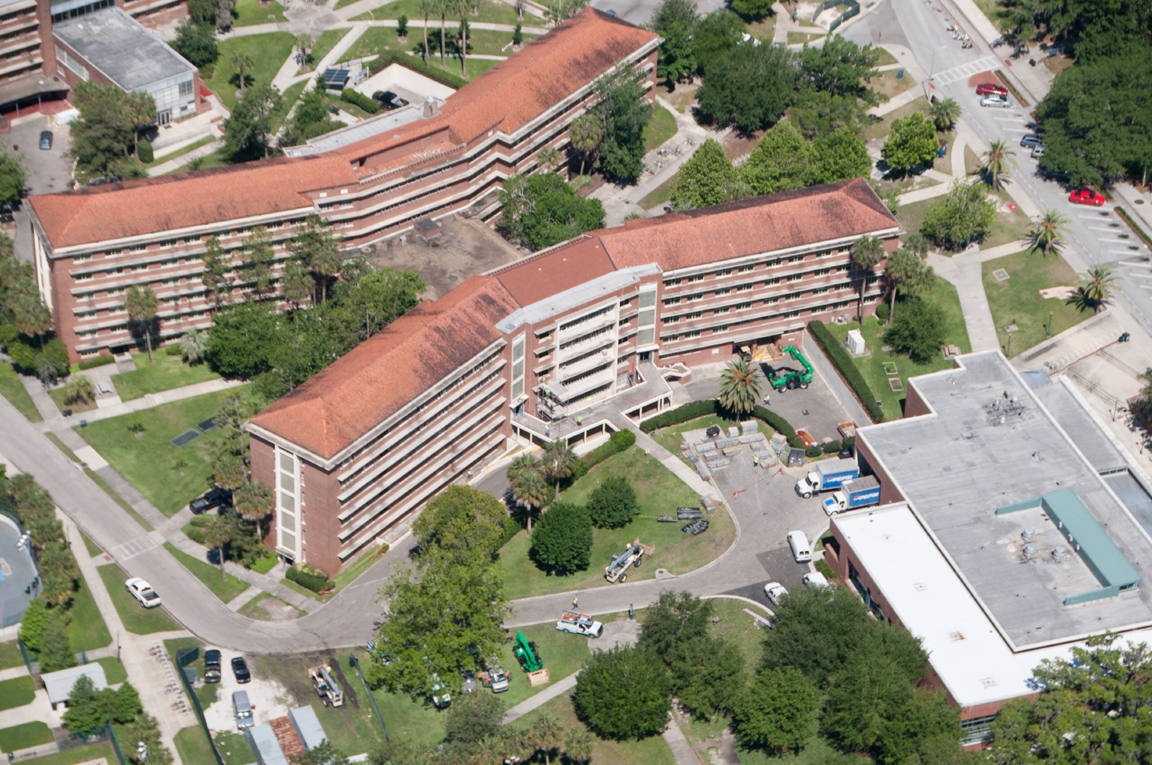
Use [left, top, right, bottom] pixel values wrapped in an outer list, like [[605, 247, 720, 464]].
[[1069, 189, 1106, 206], [976, 83, 1009, 97]]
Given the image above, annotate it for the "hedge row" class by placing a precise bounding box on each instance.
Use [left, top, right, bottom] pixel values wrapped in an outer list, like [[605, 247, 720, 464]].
[[340, 89, 380, 114], [77, 355, 117, 370], [807, 321, 883, 423], [639, 400, 804, 449], [573, 429, 636, 478], [367, 54, 467, 90], [286, 564, 331, 593]]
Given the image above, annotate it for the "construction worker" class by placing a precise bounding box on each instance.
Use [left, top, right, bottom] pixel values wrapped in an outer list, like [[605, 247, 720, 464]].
[[577, 415, 583, 426], [753, 453, 760, 467], [763, 391, 771, 406], [573, 595, 579, 609]]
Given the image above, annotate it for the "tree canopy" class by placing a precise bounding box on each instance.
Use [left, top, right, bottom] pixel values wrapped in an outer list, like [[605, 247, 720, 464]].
[[742, 120, 817, 195], [529, 501, 593, 574], [733, 668, 820, 753], [572, 645, 672, 740], [585, 475, 637, 529], [690, 10, 745, 76], [591, 67, 651, 182], [67, 81, 154, 183], [881, 111, 938, 173], [670, 138, 738, 209], [921, 179, 997, 251], [797, 37, 882, 106], [696, 42, 797, 133], [223, 83, 282, 162], [651, 0, 698, 82], [0, 147, 28, 205], [498, 173, 604, 251], [814, 127, 872, 185], [413, 485, 508, 563]]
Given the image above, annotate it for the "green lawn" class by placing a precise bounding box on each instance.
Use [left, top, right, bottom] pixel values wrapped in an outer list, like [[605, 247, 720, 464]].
[[0, 363, 41, 422], [0, 676, 35, 710], [206, 34, 296, 110], [512, 689, 677, 765], [214, 731, 253, 765], [69, 566, 113, 651], [0, 721, 55, 751], [707, 597, 770, 669], [332, 547, 383, 591], [45, 432, 80, 462], [639, 173, 676, 211], [644, 102, 678, 152], [499, 446, 735, 599], [982, 250, 1093, 357], [460, 29, 535, 56], [895, 197, 933, 244], [787, 31, 824, 44], [80, 530, 103, 557], [11, 744, 116, 765], [307, 28, 350, 69], [84, 468, 154, 532], [489, 620, 598, 710], [163, 544, 250, 603], [97, 564, 180, 634], [984, 187, 1034, 248], [237, 592, 303, 621], [875, 48, 899, 66], [337, 27, 503, 80], [824, 280, 971, 419], [110, 352, 221, 401], [145, 136, 216, 169], [280, 577, 335, 603], [94, 656, 128, 685], [76, 389, 245, 516], [863, 95, 928, 144], [48, 387, 96, 415], [740, 734, 875, 765], [174, 727, 217, 765], [359, 0, 532, 25], [0, 641, 24, 670], [233, 0, 287, 26]]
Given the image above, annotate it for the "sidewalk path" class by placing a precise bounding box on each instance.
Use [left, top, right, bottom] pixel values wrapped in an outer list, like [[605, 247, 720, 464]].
[[33, 378, 246, 434], [928, 248, 999, 352], [501, 672, 578, 724]]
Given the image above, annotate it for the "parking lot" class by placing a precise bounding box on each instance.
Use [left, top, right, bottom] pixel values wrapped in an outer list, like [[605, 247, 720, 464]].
[[5, 114, 74, 262], [200, 648, 292, 732]]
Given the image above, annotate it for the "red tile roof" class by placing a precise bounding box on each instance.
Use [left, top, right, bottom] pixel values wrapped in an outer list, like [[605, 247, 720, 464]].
[[493, 236, 615, 305], [249, 275, 520, 460], [268, 717, 304, 761], [31, 156, 359, 249], [599, 178, 900, 271]]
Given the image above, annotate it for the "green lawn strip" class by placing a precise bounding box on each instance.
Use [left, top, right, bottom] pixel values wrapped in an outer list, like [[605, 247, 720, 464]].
[[48, 388, 96, 415], [824, 281, 971, 419], [308, 28, 350, 68], [207, 34, 296, 110], [45, 432, 81, 462], [79, 530, 103, 557], [173, 727, 217, 765], [0, 363, 41, 422], [894, 197, 933, 243], [639, 173, 676, 210], [97, 564, 180, 635], [0, 676, 36, 710], [499, 446, 735, 600], [110, 353, 220, 401], [337, 28, 503, 80], [331, 548, 381, 591], [83, 468, 154, 532], [233, 0, 287, 26], [251, 551, 278, 574], [163, 544, 250, 603], [981, 249, 1092, 357], [213, 731, 252, 765], [279, 578, 335, 603], [237, 591, 303, 621], [744, 16, 775, 40], [984, 187, 1033, 248], [94, 656, 128, 684], [339, 26, 404, 61], [644, 102, 678, 152], [863, 94, 928, 144], [363, 0, 531, 25], [490, 620, 597, 711], [0, 721, 55, 751], [740, 734, 875, 764], [76, 389, 239, 517], [10, 743, 116, 765], [69, 566, 113, 651], [162, 147, 234, 175], [511, 689, 678, 765], [875, 48, 899, 66], [145, 136, 215, 169], [0, 641, 24, 670], [461, 29, 532, 56], [787, 31, 824, 44], [706, 597, 770, 669]]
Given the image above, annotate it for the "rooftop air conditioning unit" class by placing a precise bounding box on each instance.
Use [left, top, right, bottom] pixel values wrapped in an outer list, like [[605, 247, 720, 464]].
[[1022, 543, 1038, 560], [1021, 528, 1037, 543], [1052, 546, 1068, 562]]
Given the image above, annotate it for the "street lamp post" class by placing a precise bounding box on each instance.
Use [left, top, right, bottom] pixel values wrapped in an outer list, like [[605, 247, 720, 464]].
[[924, 45, 948, 98]]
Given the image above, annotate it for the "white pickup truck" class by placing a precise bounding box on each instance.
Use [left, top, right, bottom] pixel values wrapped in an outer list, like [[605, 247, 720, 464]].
[[557, 610, 603, 638]]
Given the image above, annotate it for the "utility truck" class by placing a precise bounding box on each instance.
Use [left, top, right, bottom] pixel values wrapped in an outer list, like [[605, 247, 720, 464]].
[[557, 611, 603, 638], [307, 664, 344, 707], [766, 345, 814, 392], [821, 476, 881, 515], [605, 544, 643, 583], [795, 459, 859, 498]]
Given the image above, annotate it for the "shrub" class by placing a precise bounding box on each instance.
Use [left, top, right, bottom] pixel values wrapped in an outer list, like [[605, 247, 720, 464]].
[[574, 428, 637, 474], [63, 375, 95, 405], [78, 355, 116, 370], [883, 296, 946, 365], [875, 302, 890, 322], [640, 399, 804, 448], [165, 344, 182, 356], [0, 323, 17, 349], [396, 14, 408, 37], [513, 23, 523, 46], [815, 558, 836, 580], [843, 435, 855, 449], [587, 476, 638, 529], [286, 564, 330, 593], [340, 88, 380, 114], [805, 446, 822, 459], [822, 439, 842, 454], [808, 321, 883, 422], [530, 501, 593, 574], [367, 54, 466, 89], [137, 140, 154, 164]]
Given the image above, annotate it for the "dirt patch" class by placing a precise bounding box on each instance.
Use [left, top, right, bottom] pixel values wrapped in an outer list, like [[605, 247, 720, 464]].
[[240, 595, 302, 622], [1039, 286, 1076, 300], [361, 214, 523, 301], [662, 80, 700, 115], [721, 130, 762, 162]]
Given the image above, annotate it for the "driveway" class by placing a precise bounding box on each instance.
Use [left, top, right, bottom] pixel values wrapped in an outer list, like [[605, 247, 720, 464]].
[[5, 115, 73, 263]]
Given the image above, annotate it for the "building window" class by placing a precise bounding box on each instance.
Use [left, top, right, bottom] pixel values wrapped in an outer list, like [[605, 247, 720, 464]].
[[960, 715, 997, 746], [178, 80, 193, 96], [275, 447, 301, 560], [511, 334, 526, 401], [637, 284, 657, 347]]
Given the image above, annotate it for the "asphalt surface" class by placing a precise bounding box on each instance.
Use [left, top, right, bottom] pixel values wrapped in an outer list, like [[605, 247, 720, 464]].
[[6, 116, 73, 264]]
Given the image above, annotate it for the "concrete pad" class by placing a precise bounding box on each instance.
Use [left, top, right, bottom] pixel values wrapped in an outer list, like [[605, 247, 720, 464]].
[[73, 446, 109, 470], [590, 618, 641, 653]]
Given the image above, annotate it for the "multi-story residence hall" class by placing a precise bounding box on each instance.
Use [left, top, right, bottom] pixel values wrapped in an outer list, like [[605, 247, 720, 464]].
[[245, 178, 901, 575], [28, 8, 661, 363]]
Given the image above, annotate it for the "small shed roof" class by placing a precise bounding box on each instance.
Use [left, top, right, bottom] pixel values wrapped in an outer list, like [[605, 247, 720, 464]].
[[288, 706, 326, 750], [248, 724, 290, 765], [43, 664, 108, 705]]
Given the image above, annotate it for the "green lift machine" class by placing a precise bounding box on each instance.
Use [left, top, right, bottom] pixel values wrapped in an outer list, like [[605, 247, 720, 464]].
[[513, 630, 543, 673], [766, 345, 814, 392]]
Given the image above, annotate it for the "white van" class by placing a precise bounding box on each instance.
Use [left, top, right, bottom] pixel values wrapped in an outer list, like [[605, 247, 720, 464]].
[[803, 571, 829, 589], [233, 690, 254, 730], [788, 531, 812, 563]]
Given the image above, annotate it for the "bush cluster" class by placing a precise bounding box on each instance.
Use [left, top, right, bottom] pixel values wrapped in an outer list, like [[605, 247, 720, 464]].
[[137, 140, 154, 164], [807, 321, 883, 422], [368, 54, 467, 89], [805, 445, 822, 458], [77, 355, 116, 370], [340, 89, 380, 114], [573, 429, 636, 478], [640, 399, 804, 449], [286, 563, 330, 593]]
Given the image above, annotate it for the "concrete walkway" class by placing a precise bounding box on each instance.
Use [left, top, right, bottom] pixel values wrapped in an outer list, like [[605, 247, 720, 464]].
[[33, 378, 246, 434], [501, 671, 579, 724], [663, 717, 702, 765]]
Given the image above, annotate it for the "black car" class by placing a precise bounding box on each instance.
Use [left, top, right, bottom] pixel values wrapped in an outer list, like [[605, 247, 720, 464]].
[[232, 656, 251, 684], [39, 131, 51, 150], [190, 487, 232, 514], [371, 91, 409, 111], [204, 649, 222, 683]]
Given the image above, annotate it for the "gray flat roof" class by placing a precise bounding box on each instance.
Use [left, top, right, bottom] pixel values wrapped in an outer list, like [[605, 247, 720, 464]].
[[43, 663, 107, 705], [858, 351, 1152, 651], [1030, 378, 1127, 472], [282, 103, 439, 157], [288, 706, 325, 750], [53, 8, 194, 92]]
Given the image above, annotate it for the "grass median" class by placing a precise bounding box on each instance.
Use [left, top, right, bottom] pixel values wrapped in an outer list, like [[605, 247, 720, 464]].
[[982, 249, 1093, 356], [499, 446, 735, 600], [110, 352, 221, 401], [163, 544, 250, 603], [0, 721, 55, 751], [69, 567, 113, 651], [0, 363, 40, 422], [0, 676, 35, 710], [97, 563, 180, 635]]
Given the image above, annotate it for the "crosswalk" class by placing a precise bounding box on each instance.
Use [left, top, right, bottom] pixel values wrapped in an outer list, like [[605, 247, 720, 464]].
[[932, 56, 1000, 86], [112, 536, 156, 561]]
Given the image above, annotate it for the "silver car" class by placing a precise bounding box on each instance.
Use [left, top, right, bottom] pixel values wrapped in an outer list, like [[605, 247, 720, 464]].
[[980, 95, 1013, 108]]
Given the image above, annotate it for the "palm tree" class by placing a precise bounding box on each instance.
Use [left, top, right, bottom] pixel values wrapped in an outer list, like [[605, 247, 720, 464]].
[[454, 0, 470, 78], [419, 0, 435, 66], [533, 714, 564, 765], [981, 138, 1017, 191], [569, 114, 602, 178], [542, 438, 576, 500], [10, 292, 52, 350], [718, 358, 763, 415], [929, 98, 961, 132], [507, 453, 548, 532], [1028, 209, 1071, 256], [851, 234, 885, 321], [125, 284, 159, 363], [537, 145, 562, 174], [883, 248, 922, 325], [62, 375, 95, 406], [234, 479, 274, 537], [436, 0, 449, 68], [564, 727, 593, 764], [230, 50, 254, 96], [295, 33, 313, 71], [1072, 266, 1119, 314], [202, 516, 234, 581], [180, 327, 210, 363]]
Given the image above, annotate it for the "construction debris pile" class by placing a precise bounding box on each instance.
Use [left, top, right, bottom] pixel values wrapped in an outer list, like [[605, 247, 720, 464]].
[[680, 422, 788, 481]]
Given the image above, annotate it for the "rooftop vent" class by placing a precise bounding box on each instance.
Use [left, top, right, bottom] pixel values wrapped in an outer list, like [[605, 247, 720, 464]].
[[949, 631, 965, 641], [961, 432, 973, 440], [1022, 543, 1039, 560], [1021, 528, 1037, 543], [423, 96, 437, 118], [1052, 546, 1068, 562]]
